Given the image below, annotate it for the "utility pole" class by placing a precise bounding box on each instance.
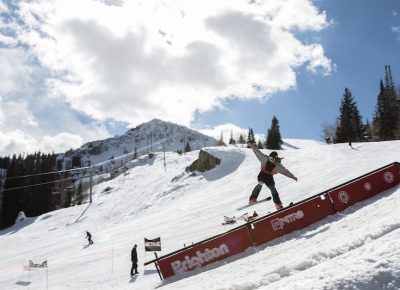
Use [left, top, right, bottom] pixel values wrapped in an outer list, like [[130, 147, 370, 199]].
[[163, 143, 166, 172], [89, 164, 93, 204], [0, 169, 7, 227]]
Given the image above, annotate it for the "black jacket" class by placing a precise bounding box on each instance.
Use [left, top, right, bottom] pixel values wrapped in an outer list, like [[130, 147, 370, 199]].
[[131, 247, 138, 263]]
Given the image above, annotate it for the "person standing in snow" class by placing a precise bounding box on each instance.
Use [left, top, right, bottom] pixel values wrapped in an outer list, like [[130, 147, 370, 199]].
[[86, 231, 94, 245], [248, 143, 298, 209], [130, 244, 139, 276]]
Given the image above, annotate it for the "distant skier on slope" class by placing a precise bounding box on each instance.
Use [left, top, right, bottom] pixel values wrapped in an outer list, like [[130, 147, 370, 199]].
[[86, 231, 94, 245], [248, 143, 298, 209]]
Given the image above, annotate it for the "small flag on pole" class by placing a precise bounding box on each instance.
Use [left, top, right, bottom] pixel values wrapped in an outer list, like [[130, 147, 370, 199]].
[[28, 260, 48, 268]]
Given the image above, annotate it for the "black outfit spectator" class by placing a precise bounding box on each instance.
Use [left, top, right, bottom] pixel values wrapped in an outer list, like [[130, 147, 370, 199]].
[[131, 244, 139, 275]]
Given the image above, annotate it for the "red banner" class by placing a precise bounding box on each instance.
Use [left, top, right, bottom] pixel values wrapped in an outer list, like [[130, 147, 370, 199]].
[[328, 164, 400, 212], [251, 194, 335, 246], [157, 227, 253, 279]]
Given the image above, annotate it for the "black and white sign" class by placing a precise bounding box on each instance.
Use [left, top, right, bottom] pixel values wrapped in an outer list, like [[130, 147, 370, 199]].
[[144, 237, 161, 251]]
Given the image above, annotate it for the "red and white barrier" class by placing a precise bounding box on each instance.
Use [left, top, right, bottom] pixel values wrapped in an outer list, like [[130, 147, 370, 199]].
[[157, 227, 253, 279], [328, 164, 400, 212], [251, 194, 335, 246]]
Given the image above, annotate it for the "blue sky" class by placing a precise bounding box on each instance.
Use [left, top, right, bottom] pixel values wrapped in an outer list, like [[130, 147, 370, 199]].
[[193, 0, 400, 140], [0, 0, 399, 155]]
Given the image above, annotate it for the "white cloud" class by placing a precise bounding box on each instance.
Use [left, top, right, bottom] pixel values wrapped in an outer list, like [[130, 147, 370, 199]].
[[0, 48, 33, 94], [0, 91, 109, 156], [0, 1, 8, 13], [0, 130, 85, 156], [8, 0, 332, 128], [0, 97, 38, 129], [0, 0, 333, 155], [40, 132, 84, 153], [0, 130, 38, 156]]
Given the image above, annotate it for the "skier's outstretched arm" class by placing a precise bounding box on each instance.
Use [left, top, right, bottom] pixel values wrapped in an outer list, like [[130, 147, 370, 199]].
[[248, 143, 268, 164], [276, 163, 298, 181]]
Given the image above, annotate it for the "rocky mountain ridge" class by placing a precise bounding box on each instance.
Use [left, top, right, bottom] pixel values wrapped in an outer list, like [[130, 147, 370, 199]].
[[59, 118, 218, 168]]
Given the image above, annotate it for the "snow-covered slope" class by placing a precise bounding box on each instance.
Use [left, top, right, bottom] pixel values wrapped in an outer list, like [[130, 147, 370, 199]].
[[1, 140, 400, 290]]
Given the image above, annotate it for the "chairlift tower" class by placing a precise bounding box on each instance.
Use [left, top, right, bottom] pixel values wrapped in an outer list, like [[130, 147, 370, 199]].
[[0, 169, 7, 227]]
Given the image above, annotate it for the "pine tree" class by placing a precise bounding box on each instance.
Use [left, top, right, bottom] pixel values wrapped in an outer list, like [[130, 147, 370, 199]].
[[247, 128, 256, 144], [334, 88, 365, 143], [363, 119, 373, 142], [397, 86, 400, 138], [265, 116, 282, 149], [228, 130, 236, 144], [351, 102, 365, 141], [184, 142, 192, 152], [373, 65, 399, 140], [257, 139, 264, 149], [217, 132, 225, 146], [238, 134, 246, 144]]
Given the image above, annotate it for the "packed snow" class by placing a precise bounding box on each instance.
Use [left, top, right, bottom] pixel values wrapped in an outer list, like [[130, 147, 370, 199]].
[[1, 139, 400, 290]]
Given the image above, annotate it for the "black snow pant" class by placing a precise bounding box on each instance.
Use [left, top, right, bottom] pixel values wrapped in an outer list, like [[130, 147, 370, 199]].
[[131, 262, 138, 275], [249, 172, 282, 205]]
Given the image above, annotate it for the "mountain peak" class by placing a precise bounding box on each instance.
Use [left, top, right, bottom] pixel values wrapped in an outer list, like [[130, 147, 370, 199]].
[[60, 119, 218, 167]]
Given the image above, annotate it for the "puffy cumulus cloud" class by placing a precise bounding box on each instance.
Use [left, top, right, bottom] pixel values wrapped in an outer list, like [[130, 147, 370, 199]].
[[0, 91, 109, 155], [8, 0, 332, 128], [0, 114, 109, 156], [0, 130, 84, 156], [0, 48, 34, 94], [0, 98, 38, 128], [0, 130, 38, 156], [0, 1, 7, 13], [40, 132, 83, 153]]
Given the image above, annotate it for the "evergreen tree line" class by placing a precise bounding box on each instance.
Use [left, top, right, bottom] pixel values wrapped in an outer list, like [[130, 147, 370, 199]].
[[224, 115, 283, 150], [0, 152, 85, 229], [326, 65, 400, 143]]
